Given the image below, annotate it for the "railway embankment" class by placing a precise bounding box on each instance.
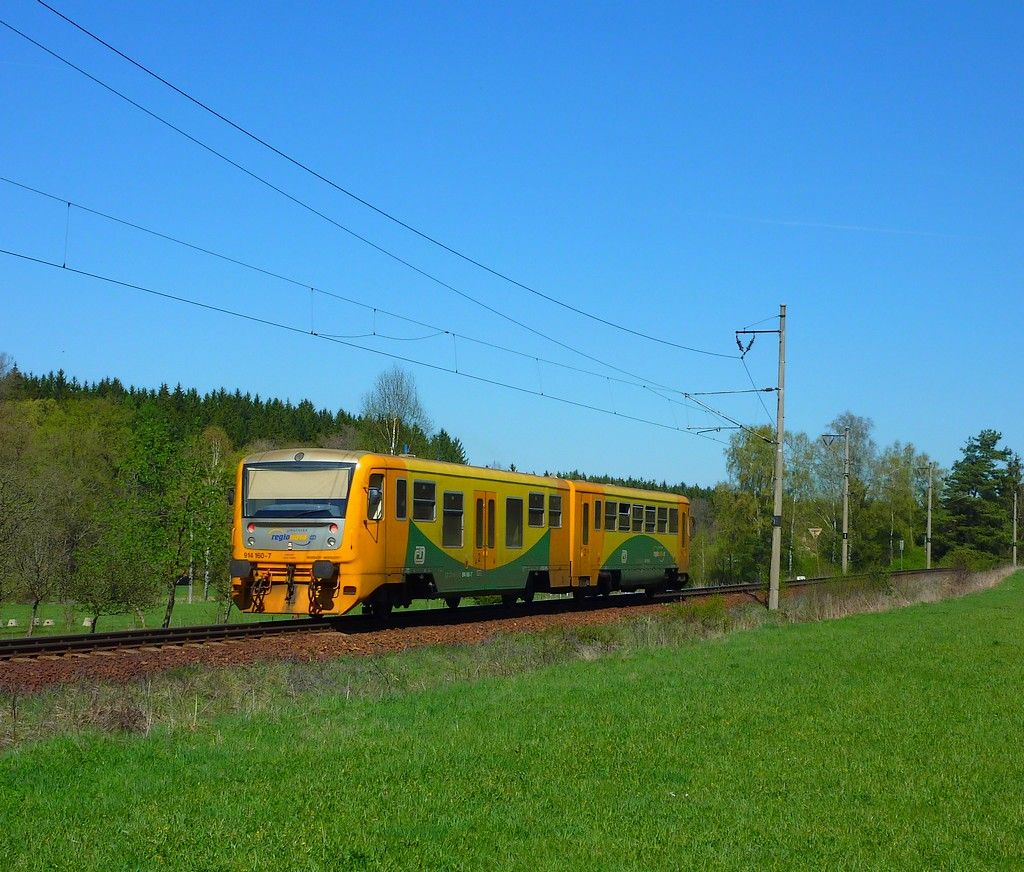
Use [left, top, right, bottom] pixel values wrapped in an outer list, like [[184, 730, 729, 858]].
[[0, 565, 1014, 741], [0, 566, 996, 694]]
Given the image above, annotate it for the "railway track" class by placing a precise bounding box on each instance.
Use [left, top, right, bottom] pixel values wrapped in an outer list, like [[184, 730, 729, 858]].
[[0, 568, 946, 661]]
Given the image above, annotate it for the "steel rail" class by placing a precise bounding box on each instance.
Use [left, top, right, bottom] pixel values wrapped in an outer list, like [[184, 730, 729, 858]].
[[0, 568, 949, 661]]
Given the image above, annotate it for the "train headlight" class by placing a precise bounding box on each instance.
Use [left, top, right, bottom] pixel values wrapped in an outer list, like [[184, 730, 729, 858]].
[[329, 523, 338, 534], [247, 536, 255, 546], [247, 522, 256, 533], [327, 537, 336, 547]]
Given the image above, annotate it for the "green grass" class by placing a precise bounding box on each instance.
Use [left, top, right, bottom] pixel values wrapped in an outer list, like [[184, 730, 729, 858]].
[[0, 591, 468, 640], [1, 572, 1021, 870], [0, 599, 278, 639]]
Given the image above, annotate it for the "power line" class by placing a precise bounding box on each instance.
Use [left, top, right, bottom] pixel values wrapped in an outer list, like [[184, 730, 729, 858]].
[[0, 175, 756, 422], [34, 0, 734, 359], [0, 15, 743, 417], [741, 355, 775, 427], [0, 245, 730, 446], [661, 386, 773, 444], [740, 313, 780, 331]]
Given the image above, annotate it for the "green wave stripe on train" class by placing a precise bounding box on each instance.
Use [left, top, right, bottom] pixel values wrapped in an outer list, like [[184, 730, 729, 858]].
[[600, 534, 679, 580], [404, 524, 554, 594]]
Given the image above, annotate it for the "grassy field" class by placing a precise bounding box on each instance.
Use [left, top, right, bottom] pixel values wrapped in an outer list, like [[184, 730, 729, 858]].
[[1, 571, 1021, 870]]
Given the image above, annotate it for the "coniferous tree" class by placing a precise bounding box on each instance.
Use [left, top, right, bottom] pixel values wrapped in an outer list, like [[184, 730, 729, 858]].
[[428, 429, 468, 464], [935, 429, 1020, 563]]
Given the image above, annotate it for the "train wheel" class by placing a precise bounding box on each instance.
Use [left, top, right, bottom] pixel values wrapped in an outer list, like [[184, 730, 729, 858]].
[[363, 598, 393, 619], [501, 594, 517, 608], [445, 596, 461, 610], [522, 581, 535, 605]]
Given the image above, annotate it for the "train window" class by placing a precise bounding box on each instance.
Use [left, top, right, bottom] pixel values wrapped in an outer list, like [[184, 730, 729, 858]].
[[442, 492, 463, 548], [618, 502, 631, 531], [632, 505, 643, 532], [367, 473, 384, 521], [595, 500, 602, 530], [412, 480, 436, 521], [475, 498, 484, 548], [395, 479, 408, 520], [645, 506, 656, 533], [549, 494, 562, 528], [605, 501, 617, 531], [582, 503, 590, 545], [528, 492, 545, 527], [506, 497, 523, 548], [657, 506, 668, 533], [488, 498, 496, 548], [668, 508, 679, 534]]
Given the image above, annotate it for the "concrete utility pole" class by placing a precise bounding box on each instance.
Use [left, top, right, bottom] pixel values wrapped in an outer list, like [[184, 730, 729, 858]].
[[916, 462, 934, 569], [769, 305, 787, 610], [1014, 487, 1018, 568], [926, 464, 934, 570], [841, 427, 850, 573], [821, 427, 850, 574], [736, 304, 786, 611], [788, 494, 796, 577]]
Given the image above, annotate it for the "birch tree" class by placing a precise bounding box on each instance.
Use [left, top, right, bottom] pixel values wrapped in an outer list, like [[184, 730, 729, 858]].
[[361, 366, 430, 455]]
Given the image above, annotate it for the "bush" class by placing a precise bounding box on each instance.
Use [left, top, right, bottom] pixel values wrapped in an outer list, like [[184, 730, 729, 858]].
[[940, 547, 1000, 572], [668, 596, 731, 632], [866, 566, 894, 594]]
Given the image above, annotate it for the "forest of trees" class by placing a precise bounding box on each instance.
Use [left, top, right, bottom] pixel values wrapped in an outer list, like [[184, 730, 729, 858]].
[[0, 352, 1019, 631], [691, 418, 1021, 585], [0, 359, 466, 632]]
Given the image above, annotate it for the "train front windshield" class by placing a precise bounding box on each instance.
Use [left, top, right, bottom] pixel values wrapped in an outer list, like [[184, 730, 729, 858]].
[[243, 462, 354, 519]]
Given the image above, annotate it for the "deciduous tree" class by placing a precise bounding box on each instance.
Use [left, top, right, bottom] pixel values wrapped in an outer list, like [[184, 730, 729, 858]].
[[360, 366, 430, 455]]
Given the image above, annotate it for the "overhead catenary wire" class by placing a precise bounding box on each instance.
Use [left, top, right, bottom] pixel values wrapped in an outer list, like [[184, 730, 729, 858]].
[[741, 355, 776, 428], [740, 313, 780, 331], [34, 0, 734, 359], [0, 15, 749, 424], [0, 21, 779, 441], [0, 175, 763, 425], [0, 245, 731, 446]]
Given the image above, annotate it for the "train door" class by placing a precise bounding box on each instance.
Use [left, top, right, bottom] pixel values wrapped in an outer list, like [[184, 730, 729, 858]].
[[676, 504, 688, 566], [360, 469, 387, 582], [472, 490, 496, 572], [578, 496, 591, 583], [384, 469, 407, 574]]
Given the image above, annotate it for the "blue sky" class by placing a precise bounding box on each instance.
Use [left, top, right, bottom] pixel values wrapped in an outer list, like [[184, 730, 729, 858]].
[[1, 1, 1021, 485]]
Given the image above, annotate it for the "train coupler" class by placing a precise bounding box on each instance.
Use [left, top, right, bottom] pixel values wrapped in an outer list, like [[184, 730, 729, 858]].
[[250, 574, 272, 613], [285, 564, 297, 606]]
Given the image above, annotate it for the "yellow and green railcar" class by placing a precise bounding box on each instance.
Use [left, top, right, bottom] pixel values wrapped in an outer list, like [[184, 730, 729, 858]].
[[567, 482, 691, 596], [230, 449, 690, 617]]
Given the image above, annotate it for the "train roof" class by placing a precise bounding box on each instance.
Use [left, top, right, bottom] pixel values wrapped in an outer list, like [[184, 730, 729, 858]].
[[240, 448, 689, 505], [241, 448, 367, 465]]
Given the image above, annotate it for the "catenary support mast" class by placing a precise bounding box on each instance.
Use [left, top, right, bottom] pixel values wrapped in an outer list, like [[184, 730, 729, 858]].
[[926, 464, 933, 569], [736, 304, 787, 611], [841, 426, 850, 574], [768, 304, 786, 610], [1014, 487, 1018, 568]]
